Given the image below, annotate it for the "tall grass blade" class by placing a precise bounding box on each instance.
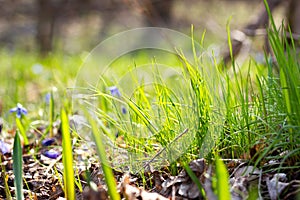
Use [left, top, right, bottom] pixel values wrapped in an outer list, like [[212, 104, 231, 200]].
[[215, 156, 231, 200], [61, 109, 75, 200], [88, 115, 121, 200], [184, 163, 204, 197], [13, 132, 24, 200], [226, 17, 234, 68]]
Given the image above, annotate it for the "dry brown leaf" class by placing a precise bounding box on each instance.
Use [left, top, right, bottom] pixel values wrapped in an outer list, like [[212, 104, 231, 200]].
[[188, 159, 206, 175], [120, 173, 169, 200], [178, 181, 200, 199], [82, 186, 109, 200]]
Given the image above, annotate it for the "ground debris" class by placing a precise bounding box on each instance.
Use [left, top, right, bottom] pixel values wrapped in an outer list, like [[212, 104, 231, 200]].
[[1, 138, 299, 200], [82, 184, 109, 200], [119, 173, 169, 200]]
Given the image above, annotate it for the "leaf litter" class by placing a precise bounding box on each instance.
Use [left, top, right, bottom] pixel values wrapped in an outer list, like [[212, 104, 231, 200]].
[[0, 115, 299, 199]]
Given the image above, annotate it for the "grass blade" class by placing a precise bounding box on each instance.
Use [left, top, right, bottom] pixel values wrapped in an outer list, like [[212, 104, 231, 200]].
[[61, 109, 75, 200], [13, 132, 24, 200], [215, 156, 231, 200], [88, 115, 121, 200], [184, 163, 205, 197]]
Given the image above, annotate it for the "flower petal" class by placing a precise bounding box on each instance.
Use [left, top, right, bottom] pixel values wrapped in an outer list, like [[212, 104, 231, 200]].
[[20, 107, 28, 115], [9, 107, 18, 113], [121, 106, 127, 114], [45, 93, 51, 104], [0, 140, 10, 155], [16, 112, 22, 119], [43, 150, 60, 159], [109, 86, 121, 97], [42, 138, 56, 146]]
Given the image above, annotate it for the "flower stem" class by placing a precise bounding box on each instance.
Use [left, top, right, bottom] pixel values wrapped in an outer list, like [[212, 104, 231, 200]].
[[16, 118, 28, 145]]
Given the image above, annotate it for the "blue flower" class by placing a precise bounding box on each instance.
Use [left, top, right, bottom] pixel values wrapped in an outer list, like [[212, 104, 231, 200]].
[[45, 93, 51, 105], [43, 150, 60, 159], [10, 103, 28, 118], [121, 106, 127, 114], [42, 138, 56, 146], [0, 140, 10, 155], [108, 86, 121, 98]]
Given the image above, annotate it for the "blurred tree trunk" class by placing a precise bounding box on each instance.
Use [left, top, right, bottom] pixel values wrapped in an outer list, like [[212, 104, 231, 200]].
[[33, 0, 299, 55], [36, 0, 56, 54], [35, 0, 175, 54], [288, 0, 300, 35], [140, 0, 174, 26]]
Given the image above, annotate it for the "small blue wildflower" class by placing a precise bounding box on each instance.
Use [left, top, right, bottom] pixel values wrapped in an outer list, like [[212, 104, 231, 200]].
[[10, 103, 28, 118], [45, 93, 51, 105], [41, 138, 55, 146], [43, 150, 60, 159], [0, 140, 10, 155], [121, 106, 127, 114], [108, 86, 121, 98]]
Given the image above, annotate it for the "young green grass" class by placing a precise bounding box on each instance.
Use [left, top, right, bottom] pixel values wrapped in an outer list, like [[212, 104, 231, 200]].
[[248, 0, 300, 168], [87, 53, 213, 172], [87, 111, 121, 200], [184, 163, 205, 197], [265, 0, 300, 126], [61, 108, 75, 200]]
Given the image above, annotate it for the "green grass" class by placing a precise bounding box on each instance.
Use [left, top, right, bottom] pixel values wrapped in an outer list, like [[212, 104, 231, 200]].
[[3, 5, 300, 198], [88, 110, 121, 200]]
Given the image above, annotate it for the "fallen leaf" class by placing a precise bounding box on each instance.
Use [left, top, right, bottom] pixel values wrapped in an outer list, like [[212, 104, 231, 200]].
[[266, 173, 289, 200]]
